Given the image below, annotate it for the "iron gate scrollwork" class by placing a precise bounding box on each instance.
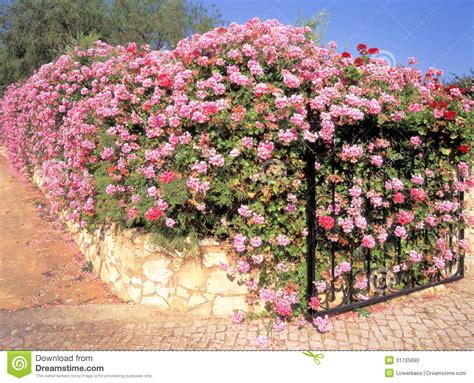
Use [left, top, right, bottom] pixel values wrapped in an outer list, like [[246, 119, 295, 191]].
[[305, 110, 465, 317]]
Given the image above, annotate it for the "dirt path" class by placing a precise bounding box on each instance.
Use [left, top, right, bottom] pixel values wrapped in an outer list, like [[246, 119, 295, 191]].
[[0, 156, 120, 310]]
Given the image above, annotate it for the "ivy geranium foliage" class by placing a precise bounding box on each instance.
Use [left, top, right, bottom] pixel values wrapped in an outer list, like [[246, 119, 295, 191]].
[[1, 19, 472, 346]]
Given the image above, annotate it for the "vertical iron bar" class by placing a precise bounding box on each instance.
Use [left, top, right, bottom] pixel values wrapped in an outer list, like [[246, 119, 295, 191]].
[[395, 164, 401, 285], [411, 145, 416, 288], [459, 203, 465, 278], [382, 160, 387, 271], [458, 168, 465, 278], [396, 237, 401, 285], [305, 109, 317, 306], [366, 177, 371, 293], [348, 243, 354, 303], [348, 163, 354, 303], [330, 144, 336, 301], [448, 223, 453, 274]]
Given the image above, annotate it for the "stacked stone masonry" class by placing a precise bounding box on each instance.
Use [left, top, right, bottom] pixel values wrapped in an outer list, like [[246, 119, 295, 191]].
[[32, 169, 254, 316]]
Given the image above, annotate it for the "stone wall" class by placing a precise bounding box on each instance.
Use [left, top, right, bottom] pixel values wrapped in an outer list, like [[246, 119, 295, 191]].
[[32, 169, 254, 317], [73, 224, 251, 316]]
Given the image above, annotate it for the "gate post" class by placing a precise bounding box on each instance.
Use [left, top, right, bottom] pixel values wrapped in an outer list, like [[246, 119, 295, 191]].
[[305, 108, 318, 307]]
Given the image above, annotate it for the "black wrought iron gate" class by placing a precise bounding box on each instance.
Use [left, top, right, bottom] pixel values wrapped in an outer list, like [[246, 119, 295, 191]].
[[305, 110, 465, 317]]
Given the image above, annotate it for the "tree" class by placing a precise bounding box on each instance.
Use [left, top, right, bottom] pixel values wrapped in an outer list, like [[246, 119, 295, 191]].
[[295, 9, 329, 44], [0, 0, 110, 91], [447, 69, 473, 98], [108, 0, 223, 50], [0, 0, 223, 92]]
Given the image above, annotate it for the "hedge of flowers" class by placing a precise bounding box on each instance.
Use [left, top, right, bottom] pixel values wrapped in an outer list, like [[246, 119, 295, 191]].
[[1, 18, 472, 345]]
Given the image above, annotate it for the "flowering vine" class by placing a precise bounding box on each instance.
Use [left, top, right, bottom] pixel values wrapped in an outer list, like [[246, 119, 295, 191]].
[[1, 18, 472, 347]]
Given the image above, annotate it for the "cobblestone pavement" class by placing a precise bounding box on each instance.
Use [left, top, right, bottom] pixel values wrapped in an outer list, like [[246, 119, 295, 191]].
[[1, 272, 473, 351]]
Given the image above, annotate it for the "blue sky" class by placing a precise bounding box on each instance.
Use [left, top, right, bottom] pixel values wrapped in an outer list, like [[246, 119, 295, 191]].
[[204, 0, 473, 80]]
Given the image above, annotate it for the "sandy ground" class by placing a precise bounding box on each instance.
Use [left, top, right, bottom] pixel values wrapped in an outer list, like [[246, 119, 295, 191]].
[[0, 156, 121, 310]]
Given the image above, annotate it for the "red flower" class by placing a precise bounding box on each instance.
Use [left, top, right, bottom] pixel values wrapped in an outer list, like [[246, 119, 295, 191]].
[[159, 171, 176, 184], [318, 216, 335, 230], [142, 100, 152, 112], [437, 100, 447, 108], [126, 42, 137, 53], [393, 192, 405, 204], [145, 207, 164, 221], [444, 110, 456, 120], [341, 51, 352, 58], [157, 73, 173, 88], [202, 102, 218, 115], [368, 47, 379, 55], [410, 188, 428, 202], [275, 299, 293, 317], [309, 296, 320, 311], [428, 100, 437, 108], [397, 210, 414, 225], [107, 165, 116, 176], [459, 145, 469, 154], [354, 57, 364, 67], [357, 43, 367, 51]]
